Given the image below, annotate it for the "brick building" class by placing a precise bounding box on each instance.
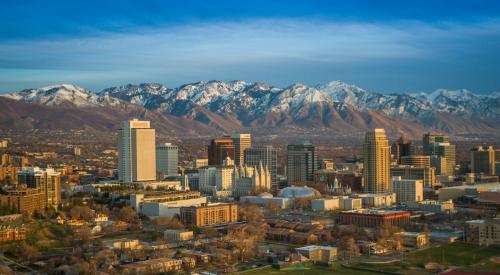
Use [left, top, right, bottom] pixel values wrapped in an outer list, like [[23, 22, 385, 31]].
[[180, 203, 238, 227], [337, 209, 410, 227], [0, 185, 47, 214]]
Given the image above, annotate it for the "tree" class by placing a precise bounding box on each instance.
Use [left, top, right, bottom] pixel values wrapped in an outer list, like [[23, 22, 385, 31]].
[[202, 227, 219, 238], [226, 224, 265, 262], [293, 198, 311, 210], [92, 249, 117, 269], [117, 206, 139, 224], [238, 203, 263, 225], [73, 226, 93, 246], [339, 236, 359, 260], [152, 216, 185, 230], [69, 205, 94, 222]]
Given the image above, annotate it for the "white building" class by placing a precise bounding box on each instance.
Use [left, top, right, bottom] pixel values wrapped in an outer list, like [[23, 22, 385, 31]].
[[156, 143, 179, 178], [240, 192, 293, 209], [118, 119, 156, 183], [311, 197, 340, 211], [198, 157, 271, 198], [130, 192, 207, 217], [339, 197, 362, 210], [164, 229, 194, 242], [391, 176, 423, 203], [232, 162, 271, 197], [407, 199, 455, 213], [352, 193, 396, 207]]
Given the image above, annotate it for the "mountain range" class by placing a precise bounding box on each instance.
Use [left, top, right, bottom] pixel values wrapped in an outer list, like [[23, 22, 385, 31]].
[[1, 81, 499, 141]]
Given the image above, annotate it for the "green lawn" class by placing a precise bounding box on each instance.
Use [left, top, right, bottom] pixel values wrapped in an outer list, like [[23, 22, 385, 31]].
[[407, 242, 500, 267], [242, 263, 379, 275], [244, 243, 500, 275]]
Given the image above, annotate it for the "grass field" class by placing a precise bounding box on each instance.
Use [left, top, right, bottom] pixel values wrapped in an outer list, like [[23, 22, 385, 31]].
[[243, 243, 500, 275], [407, 242, 500, 267], [350, 242, 500, 274], [242, 263, 379, 275]]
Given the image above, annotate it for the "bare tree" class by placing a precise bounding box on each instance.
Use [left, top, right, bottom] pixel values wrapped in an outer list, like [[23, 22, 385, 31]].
[[339, 236, 359, 260], [117, 206, 139, 224], [238, 203, 264, 225], [202, 227, 219, 238]]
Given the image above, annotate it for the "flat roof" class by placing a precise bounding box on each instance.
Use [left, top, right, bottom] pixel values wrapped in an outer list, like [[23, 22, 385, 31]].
[[341, 209, 409, 215]]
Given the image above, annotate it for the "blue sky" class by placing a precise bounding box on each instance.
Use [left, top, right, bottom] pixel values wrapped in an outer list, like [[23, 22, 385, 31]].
[[1, 0, 500, 93]]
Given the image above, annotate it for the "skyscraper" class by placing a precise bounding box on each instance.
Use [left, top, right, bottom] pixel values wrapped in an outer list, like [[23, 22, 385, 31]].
[[363, 129, 391, 193], [244, 146, 277, 187], [118, 119, 156, 182], [156, 143, 179, 178], [391, 136, 414, 164], [208, 138, 235, 165], [471, 146, 495, 175], [287, 140, 317, 185], [17, 167, 61, 209], [423, 132, 456, 176], [224, 134, 251, 166]]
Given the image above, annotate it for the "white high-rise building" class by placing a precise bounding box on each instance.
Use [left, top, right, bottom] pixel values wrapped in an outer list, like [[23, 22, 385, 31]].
[[156, 143, 179, 178], [391, 176, 423, 203], [118, 119, 156, 183]]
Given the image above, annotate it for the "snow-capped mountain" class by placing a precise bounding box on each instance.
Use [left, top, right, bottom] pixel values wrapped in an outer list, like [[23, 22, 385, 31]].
[[3, 84, 120, 107], [2, 80, 499, 138]]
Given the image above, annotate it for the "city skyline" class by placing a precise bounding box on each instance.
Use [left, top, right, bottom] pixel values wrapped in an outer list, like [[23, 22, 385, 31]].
[[1, 2, 500, 273]]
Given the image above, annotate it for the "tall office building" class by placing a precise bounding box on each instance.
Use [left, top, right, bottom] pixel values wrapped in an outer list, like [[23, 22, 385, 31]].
[[118, 119, 156, 183], [156, 143, 179, 178], [287, 140, 317, 185], [244, 146, 277, 187], [400, 156, 431, 167], [391, 177, 423, 203], [391, 136, 414, 164], [471, 146, 495, 176], [423, 133, 449, 155], [17, 167, 61, 209], [391, 165, 436, 187], [363, 129, 391, 193], [224, 134, 251, 166], [208, 138, 235, 166], [423, 132, 456, 176]]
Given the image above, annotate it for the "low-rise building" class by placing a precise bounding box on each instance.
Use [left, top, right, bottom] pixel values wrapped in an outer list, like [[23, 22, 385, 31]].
[[0, 225, 26, 242], [311, 197, 340, 211], [395, 232, 429, 248], [407, 200, 454, 213], [438, 182, 500, 200], [240, 192, 293, 209], [339, 197, 362, 210], [337, 210, 411, 227], [130, 191, 207, 217], [121, 257, 182, 274], [295, 245, 337, 263], [352, 193, 396, 208], [164, 229, 194, 242], [465, 218, 500, 246], [0, 185, 46, 214], [180, 203, 238, 227], [113, 239, 142, 250]]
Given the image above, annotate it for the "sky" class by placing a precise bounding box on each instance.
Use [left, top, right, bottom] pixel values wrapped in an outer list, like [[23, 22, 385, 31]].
[[1, 0, 500, 93]]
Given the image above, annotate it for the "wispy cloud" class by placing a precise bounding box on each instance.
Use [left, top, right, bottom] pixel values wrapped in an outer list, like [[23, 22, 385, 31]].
[[1, 19, 500, 92]]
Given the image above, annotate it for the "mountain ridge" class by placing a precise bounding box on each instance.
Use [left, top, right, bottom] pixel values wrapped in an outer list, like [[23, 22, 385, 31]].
[[1, 80, 499, 140]]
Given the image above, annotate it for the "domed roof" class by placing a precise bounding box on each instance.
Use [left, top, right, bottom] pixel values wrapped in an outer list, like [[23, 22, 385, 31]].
[[278, 186, 321, 198], [258, 192, 273, 198]]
